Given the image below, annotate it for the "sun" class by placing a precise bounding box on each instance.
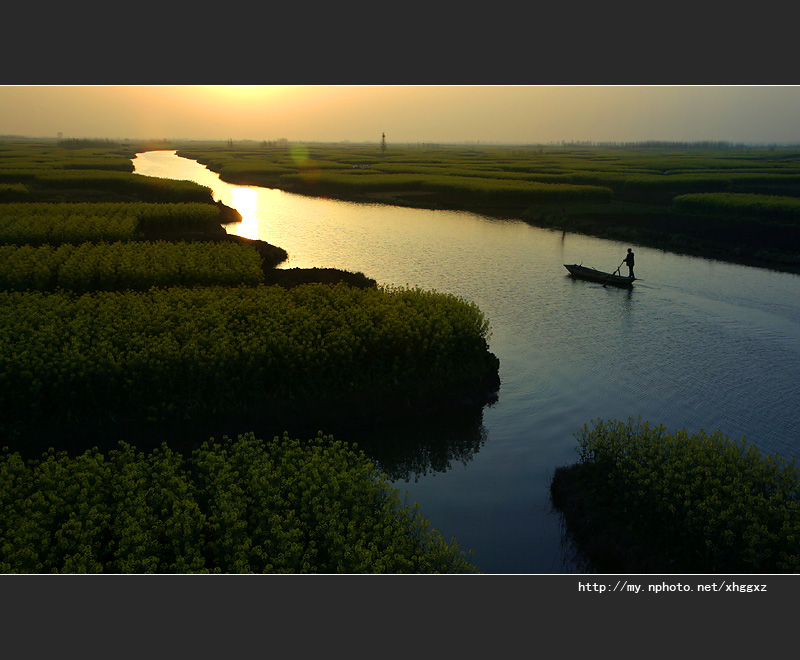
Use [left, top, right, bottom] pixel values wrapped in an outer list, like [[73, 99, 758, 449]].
[[201, 86, 292, 102]]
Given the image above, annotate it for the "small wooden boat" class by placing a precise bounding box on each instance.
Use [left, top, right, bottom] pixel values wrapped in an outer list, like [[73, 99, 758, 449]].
[[564, 263, 635, 288]]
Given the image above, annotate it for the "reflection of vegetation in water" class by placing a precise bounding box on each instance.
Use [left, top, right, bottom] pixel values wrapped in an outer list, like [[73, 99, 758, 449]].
[[555, 511, 595, 575], [551, 418, 800, 574], [344, 405, 489, 483]]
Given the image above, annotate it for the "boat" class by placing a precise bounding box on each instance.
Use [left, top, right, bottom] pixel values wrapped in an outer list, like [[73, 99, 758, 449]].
[[564, 263, 635, 288]]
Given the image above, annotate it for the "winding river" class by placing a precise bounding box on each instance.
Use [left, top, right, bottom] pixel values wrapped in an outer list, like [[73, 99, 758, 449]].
[[133, 150, 800, 573]]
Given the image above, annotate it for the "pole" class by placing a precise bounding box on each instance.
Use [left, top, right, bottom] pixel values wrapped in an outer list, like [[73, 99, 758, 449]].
[[602, 260, 626, 287]]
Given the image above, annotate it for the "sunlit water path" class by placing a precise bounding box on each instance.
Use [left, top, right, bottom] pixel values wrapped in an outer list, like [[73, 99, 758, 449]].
[[134, 151, 800, 573]]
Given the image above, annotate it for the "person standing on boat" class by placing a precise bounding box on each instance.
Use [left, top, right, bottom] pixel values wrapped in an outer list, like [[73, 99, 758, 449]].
[[623, 248, 635, 278]]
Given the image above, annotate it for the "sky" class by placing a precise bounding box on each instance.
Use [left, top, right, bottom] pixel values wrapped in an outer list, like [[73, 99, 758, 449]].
[[1, 85, 800, 145]]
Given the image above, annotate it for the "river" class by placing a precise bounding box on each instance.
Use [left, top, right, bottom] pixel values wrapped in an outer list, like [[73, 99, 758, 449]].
[[133, 150, 800, 573]]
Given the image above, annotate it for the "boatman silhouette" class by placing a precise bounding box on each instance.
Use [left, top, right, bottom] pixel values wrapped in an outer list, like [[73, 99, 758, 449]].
[[623, 248, 635, 278]]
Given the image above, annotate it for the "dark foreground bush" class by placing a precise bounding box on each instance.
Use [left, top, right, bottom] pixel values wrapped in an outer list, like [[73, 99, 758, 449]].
[[551, 418, 800, 573], [0, 432, 478, 573], [0, 284, 498, 434]]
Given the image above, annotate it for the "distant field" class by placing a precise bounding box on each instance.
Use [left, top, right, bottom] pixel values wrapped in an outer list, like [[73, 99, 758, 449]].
[[0, 139, 214, 203]]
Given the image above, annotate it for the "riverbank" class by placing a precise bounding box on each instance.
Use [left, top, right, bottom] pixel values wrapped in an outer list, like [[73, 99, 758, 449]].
[[309, 188, 800, 275], [174, 143, 800, 276], [193, 178, 800, 276], [139, 200, 379, 288]]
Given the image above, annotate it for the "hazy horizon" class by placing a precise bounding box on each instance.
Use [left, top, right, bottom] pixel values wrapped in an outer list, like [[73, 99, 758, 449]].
[[2, 86, 800, 145]]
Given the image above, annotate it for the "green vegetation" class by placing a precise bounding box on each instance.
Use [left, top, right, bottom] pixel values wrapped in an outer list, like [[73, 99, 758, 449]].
[[673, 192, 800, 226], [551, 418, 800, 573], [0, 241, 265, 292], [174, 141, 800, 271], [6, 137, 799, 573], [0, 139, 212, 203], [0, 202, 225, 244], [0, 168, 214, 204], [0, 432, 477, 573], [0, 138, 502, 573], [275, 170, 613, 203], [0, 284, 497, 434]]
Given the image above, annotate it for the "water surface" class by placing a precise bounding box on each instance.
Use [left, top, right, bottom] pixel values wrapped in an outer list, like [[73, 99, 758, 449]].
[[134, 151, 800, 573]]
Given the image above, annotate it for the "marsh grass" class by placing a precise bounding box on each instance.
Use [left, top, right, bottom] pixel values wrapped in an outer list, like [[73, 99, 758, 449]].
[[0, 432, 478, 573], [551, 418, 800, 573]]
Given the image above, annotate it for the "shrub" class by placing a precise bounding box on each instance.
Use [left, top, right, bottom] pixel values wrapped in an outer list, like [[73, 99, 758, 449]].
[[0, 283, 498, 431], [0, 202, 223, 245], [0, 241, 264, 292], [0, 432, 478, 573], [551, 418, 800, 573]]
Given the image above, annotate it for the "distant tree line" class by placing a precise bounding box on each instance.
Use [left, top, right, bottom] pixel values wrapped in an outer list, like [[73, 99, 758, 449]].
[[551, 140, 793, 150]]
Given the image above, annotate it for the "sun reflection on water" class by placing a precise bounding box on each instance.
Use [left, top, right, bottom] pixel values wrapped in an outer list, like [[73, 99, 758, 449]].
[[228, 188, 259, 240]]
